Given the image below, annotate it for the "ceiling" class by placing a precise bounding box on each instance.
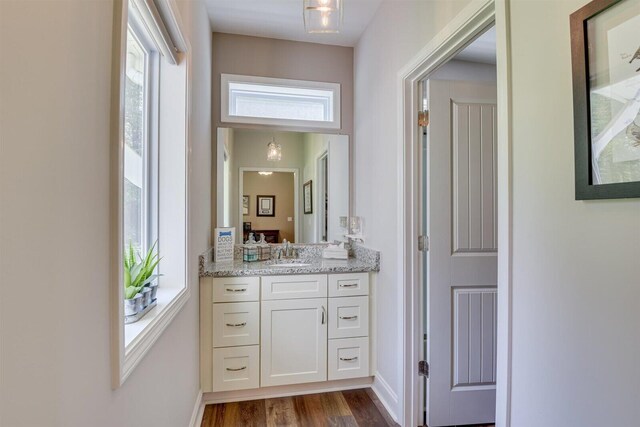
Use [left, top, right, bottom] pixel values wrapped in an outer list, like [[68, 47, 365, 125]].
[[455, 26, 497, 64], [204, 0, 384, 47]]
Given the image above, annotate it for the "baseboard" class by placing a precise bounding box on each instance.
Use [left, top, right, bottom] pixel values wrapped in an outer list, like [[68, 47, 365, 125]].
[[202, 377, 374, 405], [371, 372, 399, 423], [188, 389, 204, 427]]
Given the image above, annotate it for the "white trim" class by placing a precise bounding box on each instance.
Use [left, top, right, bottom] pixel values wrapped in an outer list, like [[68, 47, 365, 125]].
[[396, 1, 513, 426], [189, 390, 204, 427], [221, 74, 341, 130], [111, 0, 193, 389], [202, 377, 373, 404], [238, 167, 300, 244], [494, 1, 513, 425], [371, 373, 400, 423]]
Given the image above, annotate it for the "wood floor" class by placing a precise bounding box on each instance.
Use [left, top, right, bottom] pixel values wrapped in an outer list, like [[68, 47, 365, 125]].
[[201, 388, 398, 427]]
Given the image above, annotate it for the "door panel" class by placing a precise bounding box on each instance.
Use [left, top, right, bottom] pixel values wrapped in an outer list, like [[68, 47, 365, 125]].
[[261, 298, 327, 387], [426, 79, 497, 427]]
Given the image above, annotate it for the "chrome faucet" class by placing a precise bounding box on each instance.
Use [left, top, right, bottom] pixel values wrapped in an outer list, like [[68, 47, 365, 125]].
[[280, 239, 297, 259]]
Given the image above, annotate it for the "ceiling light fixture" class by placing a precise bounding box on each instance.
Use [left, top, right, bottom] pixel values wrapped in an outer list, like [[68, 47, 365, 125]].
[[258, 171, 273, 176], [266, 138, 282, 162], [303, 0, 343, 34]]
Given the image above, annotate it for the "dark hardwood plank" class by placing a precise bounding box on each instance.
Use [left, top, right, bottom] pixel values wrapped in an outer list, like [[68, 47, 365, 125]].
[[292, 393, 327, 427], [364, 388, 399, 427], [265, 396, 299, 426], [201, 403, 227, 427], [341, 389, 389, 427], [319, 391, 353, 417], [327, 415, 359, 427]]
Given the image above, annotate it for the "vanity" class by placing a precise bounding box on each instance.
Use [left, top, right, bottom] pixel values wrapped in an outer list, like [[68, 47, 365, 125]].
[[203, 127, 377, 399], [198, 246, 380, 397]]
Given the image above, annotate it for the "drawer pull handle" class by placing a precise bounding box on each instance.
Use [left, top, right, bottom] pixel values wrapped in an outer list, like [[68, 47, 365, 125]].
[[226, 288, 247, 292], [225, 322, 247, 327], [339, 283, 358, 288], [339, 356, 358, 362], [226, 366, 247, 372], [339, 315, 358, 320]]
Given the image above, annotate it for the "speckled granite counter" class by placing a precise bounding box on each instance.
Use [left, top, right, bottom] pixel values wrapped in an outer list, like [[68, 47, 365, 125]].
[[199, 244, 380, 278]]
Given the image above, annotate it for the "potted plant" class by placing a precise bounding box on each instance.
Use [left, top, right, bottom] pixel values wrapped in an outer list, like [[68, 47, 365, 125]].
[[123, 241, 161, 321]]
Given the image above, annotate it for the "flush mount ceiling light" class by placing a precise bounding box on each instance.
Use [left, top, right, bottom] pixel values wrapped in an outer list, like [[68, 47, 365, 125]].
[[303, 0, 343, 34], [266, 138, 282, 162], [258, 171, 273, 176]]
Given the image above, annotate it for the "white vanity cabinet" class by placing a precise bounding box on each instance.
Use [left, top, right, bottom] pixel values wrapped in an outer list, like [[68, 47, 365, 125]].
[[200, 272, 372, 394]]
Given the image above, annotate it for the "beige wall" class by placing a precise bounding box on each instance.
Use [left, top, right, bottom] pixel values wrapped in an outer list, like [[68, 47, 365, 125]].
[[211, 33, 354, 237], [507, 1, 640, 425], [243, 172, 295, 243], [0, 1, 211, 426]]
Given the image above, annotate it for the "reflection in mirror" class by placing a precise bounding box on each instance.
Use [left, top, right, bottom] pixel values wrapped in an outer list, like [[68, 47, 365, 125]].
[[215, 127, 349, 244]]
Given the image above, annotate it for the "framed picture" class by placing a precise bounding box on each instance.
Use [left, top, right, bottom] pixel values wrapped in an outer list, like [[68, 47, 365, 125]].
[[570, 0, 640, 199], [242, 195, 249, 215], [257, 195, 275, 217], [303, 180, 313, 214]]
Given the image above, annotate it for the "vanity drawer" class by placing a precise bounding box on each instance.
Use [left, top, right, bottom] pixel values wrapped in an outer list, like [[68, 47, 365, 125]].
[[328, 337, 370, 380], [261, 274, 328, 300], [212, 345, 260, 392], [212, 302, 259, 348], [328, 296, 369, 339], [212, 277, 260, 302], [328, 273, 369, 297]]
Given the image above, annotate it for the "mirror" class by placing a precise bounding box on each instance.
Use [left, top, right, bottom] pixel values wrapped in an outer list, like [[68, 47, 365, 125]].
[[215, 127, 349, 244]]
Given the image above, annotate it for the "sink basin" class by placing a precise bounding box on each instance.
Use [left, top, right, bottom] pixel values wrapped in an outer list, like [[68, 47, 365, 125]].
[[265, 259, 312, 268]]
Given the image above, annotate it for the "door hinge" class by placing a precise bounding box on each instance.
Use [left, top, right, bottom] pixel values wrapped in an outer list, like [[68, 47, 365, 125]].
[[418, 360, 429, 377], [418, 110, 429, 127], [418, 235, 429, 252]]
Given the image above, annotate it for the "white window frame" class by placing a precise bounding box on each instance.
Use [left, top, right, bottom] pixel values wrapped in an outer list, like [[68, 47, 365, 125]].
[[221, 74, 341, 129], [111, 0, 191, 389]]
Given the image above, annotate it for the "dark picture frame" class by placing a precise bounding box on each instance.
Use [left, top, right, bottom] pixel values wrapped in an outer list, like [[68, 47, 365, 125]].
[[570, 0, 640, 199], [256, 195, 275, 217], [303, 180, 313, 214], [242, 195, 249, 215]]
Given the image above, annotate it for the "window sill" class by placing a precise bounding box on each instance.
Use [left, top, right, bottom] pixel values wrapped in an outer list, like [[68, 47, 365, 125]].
[[121, 286, 190, 384]]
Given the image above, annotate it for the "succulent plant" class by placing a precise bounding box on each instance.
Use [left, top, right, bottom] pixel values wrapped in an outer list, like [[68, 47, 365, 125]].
[[124, 241, 161, 300]]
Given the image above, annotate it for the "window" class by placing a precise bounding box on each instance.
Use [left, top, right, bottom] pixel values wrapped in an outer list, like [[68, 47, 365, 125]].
[[124, 26, 158, 255], [112, 0, 189, 388], [221, 74, 341, 129]]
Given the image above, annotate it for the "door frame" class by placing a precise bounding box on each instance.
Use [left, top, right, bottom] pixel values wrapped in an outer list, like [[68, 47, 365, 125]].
[[397, 1, 513, 426], [238, 167, 300, 243]]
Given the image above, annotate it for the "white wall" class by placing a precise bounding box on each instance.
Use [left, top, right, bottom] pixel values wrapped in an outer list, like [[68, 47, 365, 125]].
[[353, 0, 473, 419], [0, 1, 211, 426], [508, 1, 640, 425]]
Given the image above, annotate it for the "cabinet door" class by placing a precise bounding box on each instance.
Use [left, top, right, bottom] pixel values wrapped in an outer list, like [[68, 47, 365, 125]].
[[261, 298, 327, 387]]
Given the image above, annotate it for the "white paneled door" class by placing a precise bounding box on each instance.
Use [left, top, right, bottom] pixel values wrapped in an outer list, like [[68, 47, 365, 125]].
[[425, 79, 497, 426]]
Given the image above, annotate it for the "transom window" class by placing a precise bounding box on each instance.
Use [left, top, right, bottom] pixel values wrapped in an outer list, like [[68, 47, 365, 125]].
[[222, 74, 341, 129]]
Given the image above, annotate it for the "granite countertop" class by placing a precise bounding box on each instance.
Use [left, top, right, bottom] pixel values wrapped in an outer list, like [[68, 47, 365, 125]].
[[199, 244, 380, 278]]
